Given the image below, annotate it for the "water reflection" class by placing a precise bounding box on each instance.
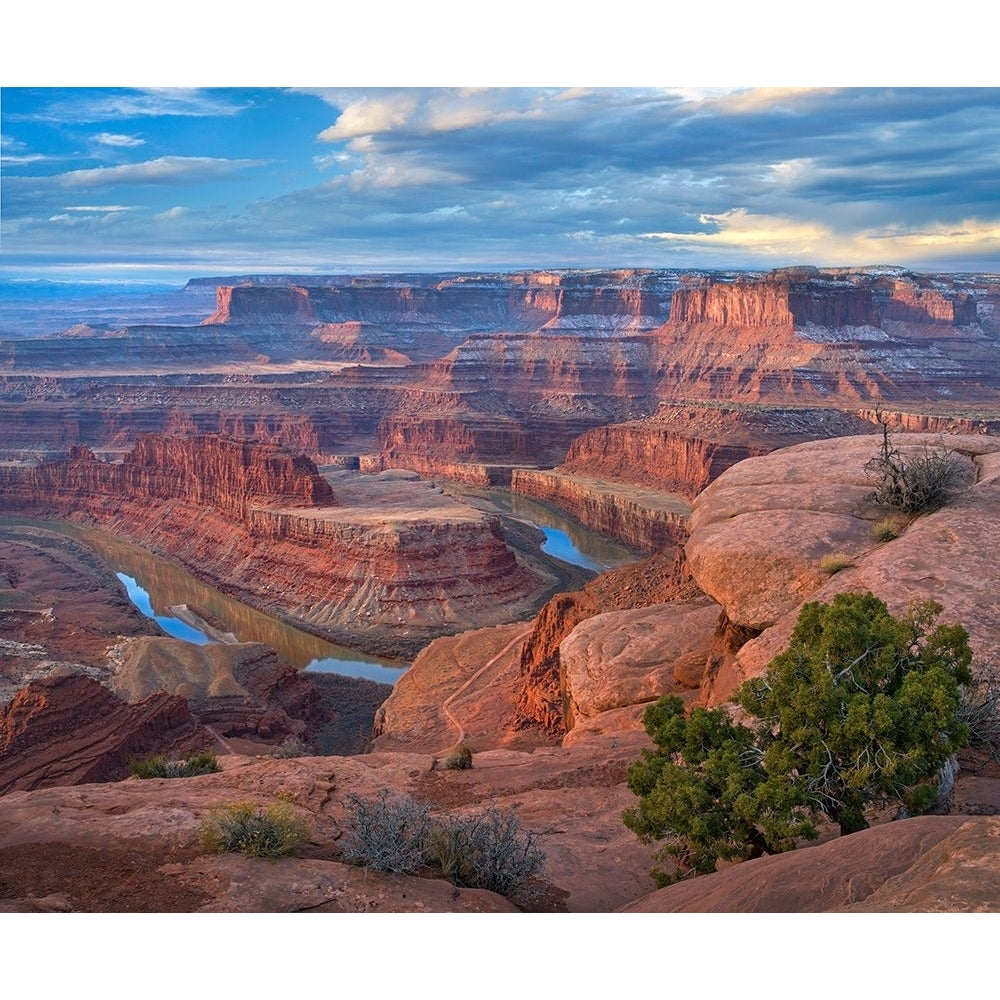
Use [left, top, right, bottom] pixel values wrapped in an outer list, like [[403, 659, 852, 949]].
[[494, 491, 639, 572], [76, 527, 407, 682], [116, 571, 212, 645]]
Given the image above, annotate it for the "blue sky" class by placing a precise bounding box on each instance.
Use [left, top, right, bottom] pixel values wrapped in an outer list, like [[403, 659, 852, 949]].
[[3, 15, 998, 282]]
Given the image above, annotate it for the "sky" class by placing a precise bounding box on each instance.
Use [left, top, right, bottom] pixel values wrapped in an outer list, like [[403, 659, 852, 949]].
[[2, 9, 999, 283]]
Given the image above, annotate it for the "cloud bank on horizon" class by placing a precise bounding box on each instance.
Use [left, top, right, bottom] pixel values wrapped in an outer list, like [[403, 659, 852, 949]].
[[2, 86, 999, 280]]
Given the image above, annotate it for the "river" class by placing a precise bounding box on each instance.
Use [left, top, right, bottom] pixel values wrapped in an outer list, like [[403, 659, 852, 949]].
[[76, 494, 639, 683]]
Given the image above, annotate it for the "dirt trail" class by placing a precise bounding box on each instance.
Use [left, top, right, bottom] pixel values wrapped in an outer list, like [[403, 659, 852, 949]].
[[437, 627, 532, 751]]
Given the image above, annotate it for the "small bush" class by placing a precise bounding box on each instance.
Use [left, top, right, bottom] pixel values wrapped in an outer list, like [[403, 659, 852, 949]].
[[958, 670, 1000, 762], [200, 800, 311, 858], [865, 422, 967, 515], [443, 745, 473, 770], [129, 750, 220, 779], [424, 806, 545, 896], [341, 791, 545, 899], [819, 552, 853, 574], [340, 790, 431, 873], [872, 517, 905, 542], [270, 735, 310, 759]]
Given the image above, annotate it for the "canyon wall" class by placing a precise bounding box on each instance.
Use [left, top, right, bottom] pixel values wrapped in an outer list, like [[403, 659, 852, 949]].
[[558, 405, 875, 498], [0, 435, 544, 654], [0, 435, 334, 520], [510, 469, 690, 553]]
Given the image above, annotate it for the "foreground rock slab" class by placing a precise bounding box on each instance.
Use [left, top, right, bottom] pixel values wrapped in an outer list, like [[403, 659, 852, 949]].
[[621, 816, 1000, 912]]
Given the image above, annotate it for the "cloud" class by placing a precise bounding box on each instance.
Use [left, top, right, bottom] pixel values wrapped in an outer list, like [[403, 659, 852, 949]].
[[154, 206, 188, 220], [639, 207, 1000, 265], [55, 156, 266, 187], [318, 95, 419, 141], [2, 153, 48, 164], [641, 208, 832, 255], [94, 132, 145, 148], [63, 205, 135, 212], [16, 88, 248, 124]]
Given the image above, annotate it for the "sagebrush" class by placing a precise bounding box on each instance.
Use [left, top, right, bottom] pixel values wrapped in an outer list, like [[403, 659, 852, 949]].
[[443, 744, 473, 770], [340, 790, 431, 874], [129, 750, 220, 779], [200, 800, 311, 858], [865, 421, 967, 514], [341, 790, 544, 898]]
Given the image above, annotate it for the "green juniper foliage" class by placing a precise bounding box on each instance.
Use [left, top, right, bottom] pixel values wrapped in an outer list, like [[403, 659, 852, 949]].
[[624, 592, 973, 886]]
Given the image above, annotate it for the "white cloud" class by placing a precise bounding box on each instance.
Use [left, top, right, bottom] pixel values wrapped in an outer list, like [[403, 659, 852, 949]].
[[641, 208, 831, 255], [94, 132, 145, 148], [64, 204, 134, 212], [22, 89, 247, 124], [640, 207, 1000, 264], [339, 154, 466, 191], [318, 95, 418, 141], [155, 206, 188, 220], [2, 153, 48, 164], [56, 155, 265, 187]]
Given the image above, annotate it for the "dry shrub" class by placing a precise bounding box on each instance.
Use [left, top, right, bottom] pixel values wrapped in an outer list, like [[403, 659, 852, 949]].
[[200, 800, 310, 858], [819, 553, 853, 574]]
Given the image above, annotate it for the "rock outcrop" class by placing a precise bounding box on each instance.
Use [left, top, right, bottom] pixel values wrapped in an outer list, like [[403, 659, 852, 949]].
[[510, 470, 689, 553], [0, 436, 545, 655], [108, 639, 329, 742], [514, 553, 702, 733], [683, 432, 1000, 702], [621, 815, 1000, 912], [0, 674, 210, 794], [558, 404, 873, 499], [652, 269, 1000, 402]]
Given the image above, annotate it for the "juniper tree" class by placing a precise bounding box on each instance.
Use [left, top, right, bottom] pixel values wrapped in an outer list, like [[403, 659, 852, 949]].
[[624, 592, 973, 886]]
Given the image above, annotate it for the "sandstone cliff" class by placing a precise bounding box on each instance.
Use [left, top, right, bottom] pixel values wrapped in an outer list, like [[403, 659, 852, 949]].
[[514, 553, 701, 733], [0, 436, 545, 654], [510, 469, 689, 552], [652, 270, 1000, 403], [0, 674, 211, 795]]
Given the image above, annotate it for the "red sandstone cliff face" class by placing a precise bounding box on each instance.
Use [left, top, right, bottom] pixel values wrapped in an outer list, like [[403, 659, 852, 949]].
[[882, 279, 978, 327], [0, 435, 543, 653], [652, 271, 999, 403], [0, 674, 211, 795], [561, 424, 763, 500], [510, 470, 689, 553], [559, 406, 874, 499], [0, 434, 334, 519], [515, 553, 700, 733]]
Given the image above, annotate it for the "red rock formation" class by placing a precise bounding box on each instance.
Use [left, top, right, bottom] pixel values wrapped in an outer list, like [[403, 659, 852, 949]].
[[204, 284, 317, 325], [0, 434, 334, 518], [0, 434, 543, 653], [621, 815, 1000, 912], [0, 674, 210, 795], [882, 279, 978, 327], [515, 552, 700, 733], [510, 470, 689, 552], [559, 406, 874, 499]]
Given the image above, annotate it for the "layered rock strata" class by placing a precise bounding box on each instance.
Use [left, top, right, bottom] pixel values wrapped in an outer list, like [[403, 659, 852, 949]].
[[0, 674, 211, 794], [559, 404, 874, 498], [0, 436, 544, 653], [651, 269, 1000, 402], [510, 469, 690, 553]]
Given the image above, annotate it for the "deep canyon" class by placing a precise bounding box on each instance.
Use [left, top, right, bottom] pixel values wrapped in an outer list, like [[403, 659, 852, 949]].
[[3, 264, 1000, 913]]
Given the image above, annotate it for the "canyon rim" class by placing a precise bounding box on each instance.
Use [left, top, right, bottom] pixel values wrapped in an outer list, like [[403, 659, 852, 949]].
[[2, 68, 999, 993]]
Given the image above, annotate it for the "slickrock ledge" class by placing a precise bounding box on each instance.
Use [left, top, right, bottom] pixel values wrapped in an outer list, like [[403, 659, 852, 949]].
[[620, 815, 1000, 912], [684, 432, 1000, 702]]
